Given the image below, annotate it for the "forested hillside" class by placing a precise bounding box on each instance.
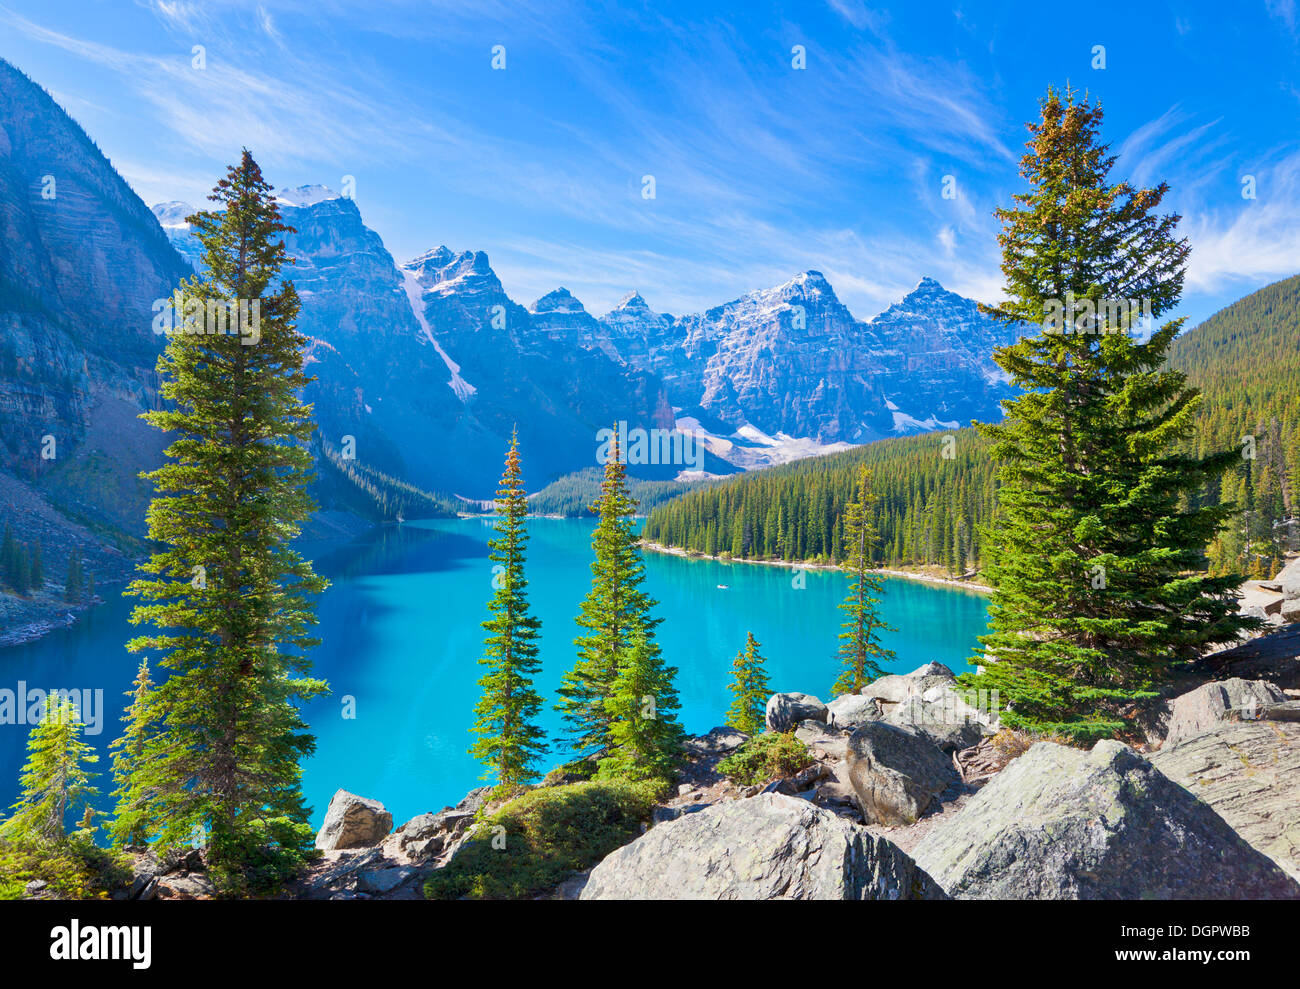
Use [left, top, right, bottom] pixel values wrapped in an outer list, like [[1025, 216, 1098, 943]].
[[1167, 274, 1300, 576], [528, 468, 719, 517], [642, 431, 995, 571], [645, 274, 1300, 576]]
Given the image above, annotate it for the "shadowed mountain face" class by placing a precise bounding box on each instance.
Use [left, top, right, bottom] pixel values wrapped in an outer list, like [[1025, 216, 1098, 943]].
[[0, 59, 191, 538]]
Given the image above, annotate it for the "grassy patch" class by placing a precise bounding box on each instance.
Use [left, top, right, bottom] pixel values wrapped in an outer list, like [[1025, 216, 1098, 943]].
[[716, 732, 813, 786], [423, 779, 663, 900]]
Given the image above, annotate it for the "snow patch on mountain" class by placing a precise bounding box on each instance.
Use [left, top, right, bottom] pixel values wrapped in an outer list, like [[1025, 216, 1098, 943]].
[[399, 266, 476, 402], [276, 184, 341, 207], [676, 416, 852, 470], [889, 409, 960, 432]]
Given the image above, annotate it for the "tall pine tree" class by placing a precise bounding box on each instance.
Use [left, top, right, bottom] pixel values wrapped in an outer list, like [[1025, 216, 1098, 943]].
[[963, 88, 1250, 741], [834, 466, 895, 695], [725, 631, 772, 735], [557, 426, 661, 752], [469, 429, 548, 792], [119, 151, 328, 885]]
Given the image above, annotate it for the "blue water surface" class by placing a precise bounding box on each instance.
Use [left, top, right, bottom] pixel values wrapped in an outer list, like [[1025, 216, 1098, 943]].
[[0, 519, 989, 828]]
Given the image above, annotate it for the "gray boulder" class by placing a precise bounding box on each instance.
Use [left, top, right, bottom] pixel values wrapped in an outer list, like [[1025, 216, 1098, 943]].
[[860, 663, 958, 708], [153, 873, 216, 900], [766, 692, 827, 733], [1164, 678, 1287, 746], [1280, 557, 1300, 600], [1152, 721, 1300, 882], [579, 793, 947, 900], [1282, 558, 1300, 622], [912, 739, 1300, 899], [315, 789, 394, 850], [826, 693, 883, 729], [886, 694, 987, 753], [845, 721, 958, 826], [859, 674, 914, 705], [684, 726, 749, 758]]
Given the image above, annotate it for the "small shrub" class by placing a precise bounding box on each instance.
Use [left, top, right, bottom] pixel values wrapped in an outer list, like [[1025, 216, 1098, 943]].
[[0, 836, 131, 900], [423, 779, 662, 900], [716, 732, 813, 786]]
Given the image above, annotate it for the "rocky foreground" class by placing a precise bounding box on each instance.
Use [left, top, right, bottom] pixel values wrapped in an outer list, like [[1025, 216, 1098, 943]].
[[95, 558, 1300, 902]]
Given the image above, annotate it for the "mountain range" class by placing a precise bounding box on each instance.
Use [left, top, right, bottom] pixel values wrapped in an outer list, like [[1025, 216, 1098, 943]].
[[1, 55, 1022, 551]]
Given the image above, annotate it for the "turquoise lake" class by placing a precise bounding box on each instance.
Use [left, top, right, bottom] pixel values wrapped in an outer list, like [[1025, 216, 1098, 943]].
[[1, 518, 990, 828]]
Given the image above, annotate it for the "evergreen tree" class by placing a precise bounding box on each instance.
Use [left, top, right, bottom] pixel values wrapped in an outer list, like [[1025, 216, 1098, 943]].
[[963, 88, 1250, 741], [556, 427, 661, 752], [29, 539, 43, 591], [64, 549, 83, 604], [0, 697, 98, 845], [725, 631, 772, 735], [596, 631, 683, 785], [119, 151, 328, 885], [469, 430, 548, 792], [834, 465, 896, 695], [85, 570, 96, 603], [12, 544, 29, 595], [106, 659, 158, 848], [0, 523, 15, 589]]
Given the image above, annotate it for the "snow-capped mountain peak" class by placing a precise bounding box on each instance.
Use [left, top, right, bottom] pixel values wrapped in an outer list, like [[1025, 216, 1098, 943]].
[[275, 184, 341, 207], [529, 287, 587, 315], [150, 201, 195, 229]]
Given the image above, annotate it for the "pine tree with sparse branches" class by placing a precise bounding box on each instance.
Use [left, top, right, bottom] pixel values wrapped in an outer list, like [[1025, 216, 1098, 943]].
[[469, 429, 548, 793], [834, 465, 895, 695]]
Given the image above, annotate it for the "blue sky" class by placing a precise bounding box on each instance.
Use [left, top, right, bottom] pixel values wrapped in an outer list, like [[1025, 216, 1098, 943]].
[[3, 0, 1299, 325]]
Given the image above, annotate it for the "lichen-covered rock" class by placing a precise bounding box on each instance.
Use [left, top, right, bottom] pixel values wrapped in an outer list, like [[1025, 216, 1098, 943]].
[[826, 693, 882, 729], [886, 694, 987, 753], [912, 740, 1300, 900], [844, 721, 957, 826], [579, 793, 946, 900], [765, 692, 827, 733], [1163, 678, 1287, 745], [1152, 721, 1300, 882], [684, 726, 749, 758], [315, 790, 394, 850], [860, 663, 957, 708]]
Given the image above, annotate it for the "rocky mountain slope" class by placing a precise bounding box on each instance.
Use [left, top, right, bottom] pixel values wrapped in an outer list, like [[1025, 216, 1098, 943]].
[[564, 272, 1022, 450], [0, 59, 191, 543]]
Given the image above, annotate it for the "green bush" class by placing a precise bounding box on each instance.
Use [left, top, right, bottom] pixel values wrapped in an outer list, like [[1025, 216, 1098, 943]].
[[0, 836, 131, 900], [424, 779, 663, 900], [716, 732, 813, 786]]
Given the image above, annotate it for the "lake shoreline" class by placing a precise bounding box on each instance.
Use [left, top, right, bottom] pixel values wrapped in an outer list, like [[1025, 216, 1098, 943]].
[[638, 540, 992, 594]]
